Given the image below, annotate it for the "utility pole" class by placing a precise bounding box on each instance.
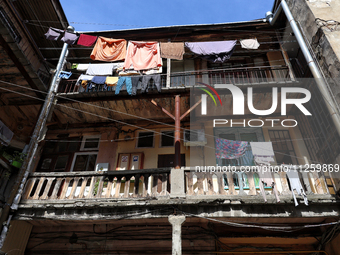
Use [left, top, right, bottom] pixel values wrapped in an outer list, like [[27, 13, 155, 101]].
[[0, 26, 75, 249]]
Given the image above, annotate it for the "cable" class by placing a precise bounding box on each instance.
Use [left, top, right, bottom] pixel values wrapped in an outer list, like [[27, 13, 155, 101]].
[[0, 79, 333, 164], [176, 208, 340, 232]]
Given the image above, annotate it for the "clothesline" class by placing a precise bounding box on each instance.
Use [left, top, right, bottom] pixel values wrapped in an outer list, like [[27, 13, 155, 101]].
[[45, 27, 261, 63]]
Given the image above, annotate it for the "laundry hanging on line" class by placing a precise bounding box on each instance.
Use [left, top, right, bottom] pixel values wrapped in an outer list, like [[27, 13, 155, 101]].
[[250, 142, 276, 165], [90, 37, 127, 62], [185, 40, 237, 63], [77, 34, 98, 46], [215, 138, 248, 159], [160, 42, 185, 60], [286, 167, 309, 206], [124, 41, 162, 71], [240, 38, 260, 49], [59, 71, 72, 79]]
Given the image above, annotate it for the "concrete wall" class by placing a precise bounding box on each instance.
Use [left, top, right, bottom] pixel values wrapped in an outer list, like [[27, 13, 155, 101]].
[[287, 0, 340, 105], [96, 128, 189, 170]]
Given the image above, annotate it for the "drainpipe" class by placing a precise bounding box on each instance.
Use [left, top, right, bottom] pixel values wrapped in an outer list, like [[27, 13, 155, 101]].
[[266, 0, 340, 136], [0, 26, 74, 249]]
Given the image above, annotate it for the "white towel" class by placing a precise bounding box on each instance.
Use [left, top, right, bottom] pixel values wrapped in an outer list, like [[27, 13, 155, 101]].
[[240, 38, 260, 49], [86, 63, 115, 76]]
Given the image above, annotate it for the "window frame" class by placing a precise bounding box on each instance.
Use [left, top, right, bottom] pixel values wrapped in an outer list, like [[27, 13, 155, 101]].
[[70, 152, 98, 172], [80, 135, 101, 151], [135, 131, 155, 148]]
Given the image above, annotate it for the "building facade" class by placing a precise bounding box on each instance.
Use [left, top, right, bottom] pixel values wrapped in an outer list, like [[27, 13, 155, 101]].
[[0, 0, 340, 254]]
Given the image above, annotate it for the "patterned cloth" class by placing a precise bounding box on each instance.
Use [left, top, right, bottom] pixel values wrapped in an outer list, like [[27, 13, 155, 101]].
[[215, 138, 248, 159]]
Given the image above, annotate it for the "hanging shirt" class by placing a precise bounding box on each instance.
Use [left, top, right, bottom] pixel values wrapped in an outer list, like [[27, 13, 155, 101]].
[[61, 32, 79, 45], [240, 38, 260, 49], [185, 40, 236, 63], [44, 27, 63, 41], [91, 76, 107, 85], [286, 168, 309, 206], [77, 34, 98, 46], [215, 138, 248, 159], [250, 142, 275, 164], [124, 41, 162, 71], [160, 42, 185, 60], [86, 63, 115, 76], [90, 37, 127, 62]]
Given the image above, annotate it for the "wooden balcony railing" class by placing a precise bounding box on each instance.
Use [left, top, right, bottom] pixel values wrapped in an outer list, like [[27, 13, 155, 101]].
[[57, 65, 292, 94], [185, 167, 330, 197], [20, 166, 333, 205], [22, 168, 170, 201]]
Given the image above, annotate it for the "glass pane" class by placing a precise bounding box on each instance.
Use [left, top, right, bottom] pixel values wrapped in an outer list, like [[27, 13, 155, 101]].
[[43, 142, 55, 154], [137, 132, 154, 147], [68, 139, 81, 151], [240, 133, 258, 142], [55, 142, 67, 153], [219, 134, 236, 140], [83, 138, 99, 149], [161, 131, 174, 147], [87, 154, 97, 171], [73, 154, 97, 171], [41, 158, 52, 170], [55, 155, 69, 170]]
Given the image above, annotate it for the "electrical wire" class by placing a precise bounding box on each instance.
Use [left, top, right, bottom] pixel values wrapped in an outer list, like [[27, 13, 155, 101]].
[[0, 79, 333, 165], [176, 208, 340, 233]]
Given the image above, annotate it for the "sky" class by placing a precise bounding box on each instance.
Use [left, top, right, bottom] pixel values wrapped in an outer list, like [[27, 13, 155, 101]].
[[59, 0, 275, 32]]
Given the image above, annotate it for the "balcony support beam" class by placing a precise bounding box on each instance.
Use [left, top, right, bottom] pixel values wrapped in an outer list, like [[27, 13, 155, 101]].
[[168, 215, 186, 255]]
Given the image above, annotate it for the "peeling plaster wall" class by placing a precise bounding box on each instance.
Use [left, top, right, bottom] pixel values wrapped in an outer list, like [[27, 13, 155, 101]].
[[286, 0, 340, 104]]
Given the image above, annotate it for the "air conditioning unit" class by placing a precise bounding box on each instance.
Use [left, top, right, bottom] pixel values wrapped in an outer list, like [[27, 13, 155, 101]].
[[184, 129, 207, 146]]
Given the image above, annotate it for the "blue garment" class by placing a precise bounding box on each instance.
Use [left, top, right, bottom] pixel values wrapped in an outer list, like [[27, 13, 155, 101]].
[[115, 77, 132, 95], [91, 76, 106, 85], [59, 71, 72, 79], [89, 76, 106, 90]]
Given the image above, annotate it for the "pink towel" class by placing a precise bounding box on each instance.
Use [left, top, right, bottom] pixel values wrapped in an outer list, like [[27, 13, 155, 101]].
[[124, 41, 162, 71]]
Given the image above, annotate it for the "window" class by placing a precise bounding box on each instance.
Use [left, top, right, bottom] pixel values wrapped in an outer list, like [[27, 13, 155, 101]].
[[71, 152, 98, 172], [136, 131, 154, 148], [268, 130, 298, 165], [160, 131, 174, 147], [214, 127, 264, 166], [80, 135, 100, 150]]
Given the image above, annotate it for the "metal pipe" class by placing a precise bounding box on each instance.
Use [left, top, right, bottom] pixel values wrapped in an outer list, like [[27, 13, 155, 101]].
[[0, 26, 74, 249], [175, 95, 181, 169], [266, 0, 340, 137]]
